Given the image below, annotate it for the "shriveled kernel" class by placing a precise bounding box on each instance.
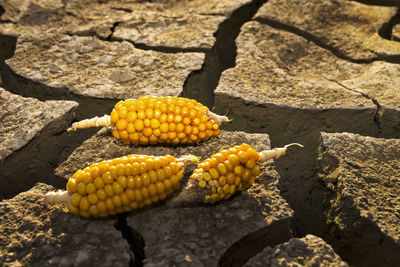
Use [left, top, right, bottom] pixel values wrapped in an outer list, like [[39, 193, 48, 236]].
[[116, 119, 128, 131], [199, 180, 206, 188], [218, 176, 227, 186], [170, 162, 180, 174], [148, 184, 157, 196], [94, 177, 104, 189], [127, 111, 137, 122], [66, 179, 77, 194], [79, 197, 90, 211], [135, 175, 143, 188], [77, 183, 86, 195], [112, 195, 122, 207], [237, 151, 248, 163], [134, 119, 144, 131], [149, 170, 158, 183], [118, 106, 128, 119], [97, 201, 107, 213], [156, 182, 165, 194], [245, 159, 256, 169], [141, 187, 150, 199], [251, 166, 261, 176], [134, 189, 143, 202], [110, 110, 119, 123], [117, 176, 128, 189], [234, 165, 243, 176], [209, 168, 219, 179], [86, 183, 96, 194], [242, 168, 251, 181], [228, 154, 240, 166], [142, 173, 150, 186], [88, 193, 98, 204], [105, 198, 115, 211], [217, 163, 227, 175], [127, 176, 135, 189], [163, 166, 173, 178], [226, 172, 235, 185], [96, 189, 107, 200], [156, 169, 165, 181], [203, 172, 212, 182], [71, 193, 82, 207], [104, 184, 114, 197], [121, 193, 130, 206], [164, 179, 172, 190], [102, 171, 113, 184], [112, 182, 123, 195]]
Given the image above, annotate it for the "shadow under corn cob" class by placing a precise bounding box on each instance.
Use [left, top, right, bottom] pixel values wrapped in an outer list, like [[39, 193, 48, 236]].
[[68, 96, 229, 145]]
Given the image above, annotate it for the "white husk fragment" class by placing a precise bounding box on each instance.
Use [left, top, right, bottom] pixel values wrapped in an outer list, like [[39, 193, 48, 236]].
[[44, 190, 71, 205], [205, 110, 230, 125], [259, 143, 303, 162], [67, 114, 111, 132]]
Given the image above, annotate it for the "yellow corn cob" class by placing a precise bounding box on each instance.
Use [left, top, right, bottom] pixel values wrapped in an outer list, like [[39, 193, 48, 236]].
[[67, 96, 229, 145], [184, 143, 303, 204], [34, 154, 199, 218]]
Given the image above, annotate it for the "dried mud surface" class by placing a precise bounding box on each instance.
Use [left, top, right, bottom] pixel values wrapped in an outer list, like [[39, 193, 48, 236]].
[[0, 0, 399, 266]]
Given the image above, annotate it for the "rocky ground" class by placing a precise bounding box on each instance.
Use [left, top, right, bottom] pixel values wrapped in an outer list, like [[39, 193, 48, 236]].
[[0, 0, 399, 266]]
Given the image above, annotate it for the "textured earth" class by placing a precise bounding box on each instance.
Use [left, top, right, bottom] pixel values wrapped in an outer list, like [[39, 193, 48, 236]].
[[0, 0, 399, 266]]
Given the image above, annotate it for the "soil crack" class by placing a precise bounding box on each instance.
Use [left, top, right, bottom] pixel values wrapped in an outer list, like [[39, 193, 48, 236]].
[[379, 7, 400, 40], [218, 218, 292, 267], [115, 213, 145, 267], [322, 75, 383, 128], [254, 17, 378, 64], [181, 0, 268, 109]]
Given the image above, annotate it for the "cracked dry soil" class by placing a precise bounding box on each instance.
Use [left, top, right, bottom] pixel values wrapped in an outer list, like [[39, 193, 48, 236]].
[[0, 0, 399, 266]]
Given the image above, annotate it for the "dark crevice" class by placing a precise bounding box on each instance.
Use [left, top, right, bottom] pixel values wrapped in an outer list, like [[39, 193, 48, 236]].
[[181, 0, 268, 109], [322, 75, 383, 128], [115, 213, 145, 267], [214, 94, 400, 267], [110, 7, 133, 13], [111, 35, 209, 54], [106, 22, 120, 41], [1, 63, 117, 121], [0, 19, 14, 23], [0, 33, 18, 73], [218, 218, 292, 267], [352, 0, 400, 6], [379, 7, 400, 40], [254, 17, 378, 64], [256, 16, 400, 64], [0, 106, 95, 200], [65, 28, 208, 54]]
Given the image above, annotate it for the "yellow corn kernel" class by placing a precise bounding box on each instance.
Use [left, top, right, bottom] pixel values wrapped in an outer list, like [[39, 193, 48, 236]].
[[67, 96, 230, 145], [42, 153, 199, 218], [188, 143, 302, 204]]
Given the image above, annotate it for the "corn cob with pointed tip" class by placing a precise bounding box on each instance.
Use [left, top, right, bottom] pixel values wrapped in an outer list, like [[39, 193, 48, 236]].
[[35, 154, 199, 218], [68, 96, 230, 145], [181, 143, 303, 204]]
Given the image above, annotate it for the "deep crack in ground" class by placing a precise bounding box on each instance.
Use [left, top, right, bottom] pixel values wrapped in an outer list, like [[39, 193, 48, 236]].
[[181, 0, 268, 109]]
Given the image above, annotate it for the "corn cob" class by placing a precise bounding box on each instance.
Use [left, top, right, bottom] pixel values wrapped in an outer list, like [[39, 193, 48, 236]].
[[33, 154, 199, 218], [183, 143, 303, 204], [67, 96, 229, 145]]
